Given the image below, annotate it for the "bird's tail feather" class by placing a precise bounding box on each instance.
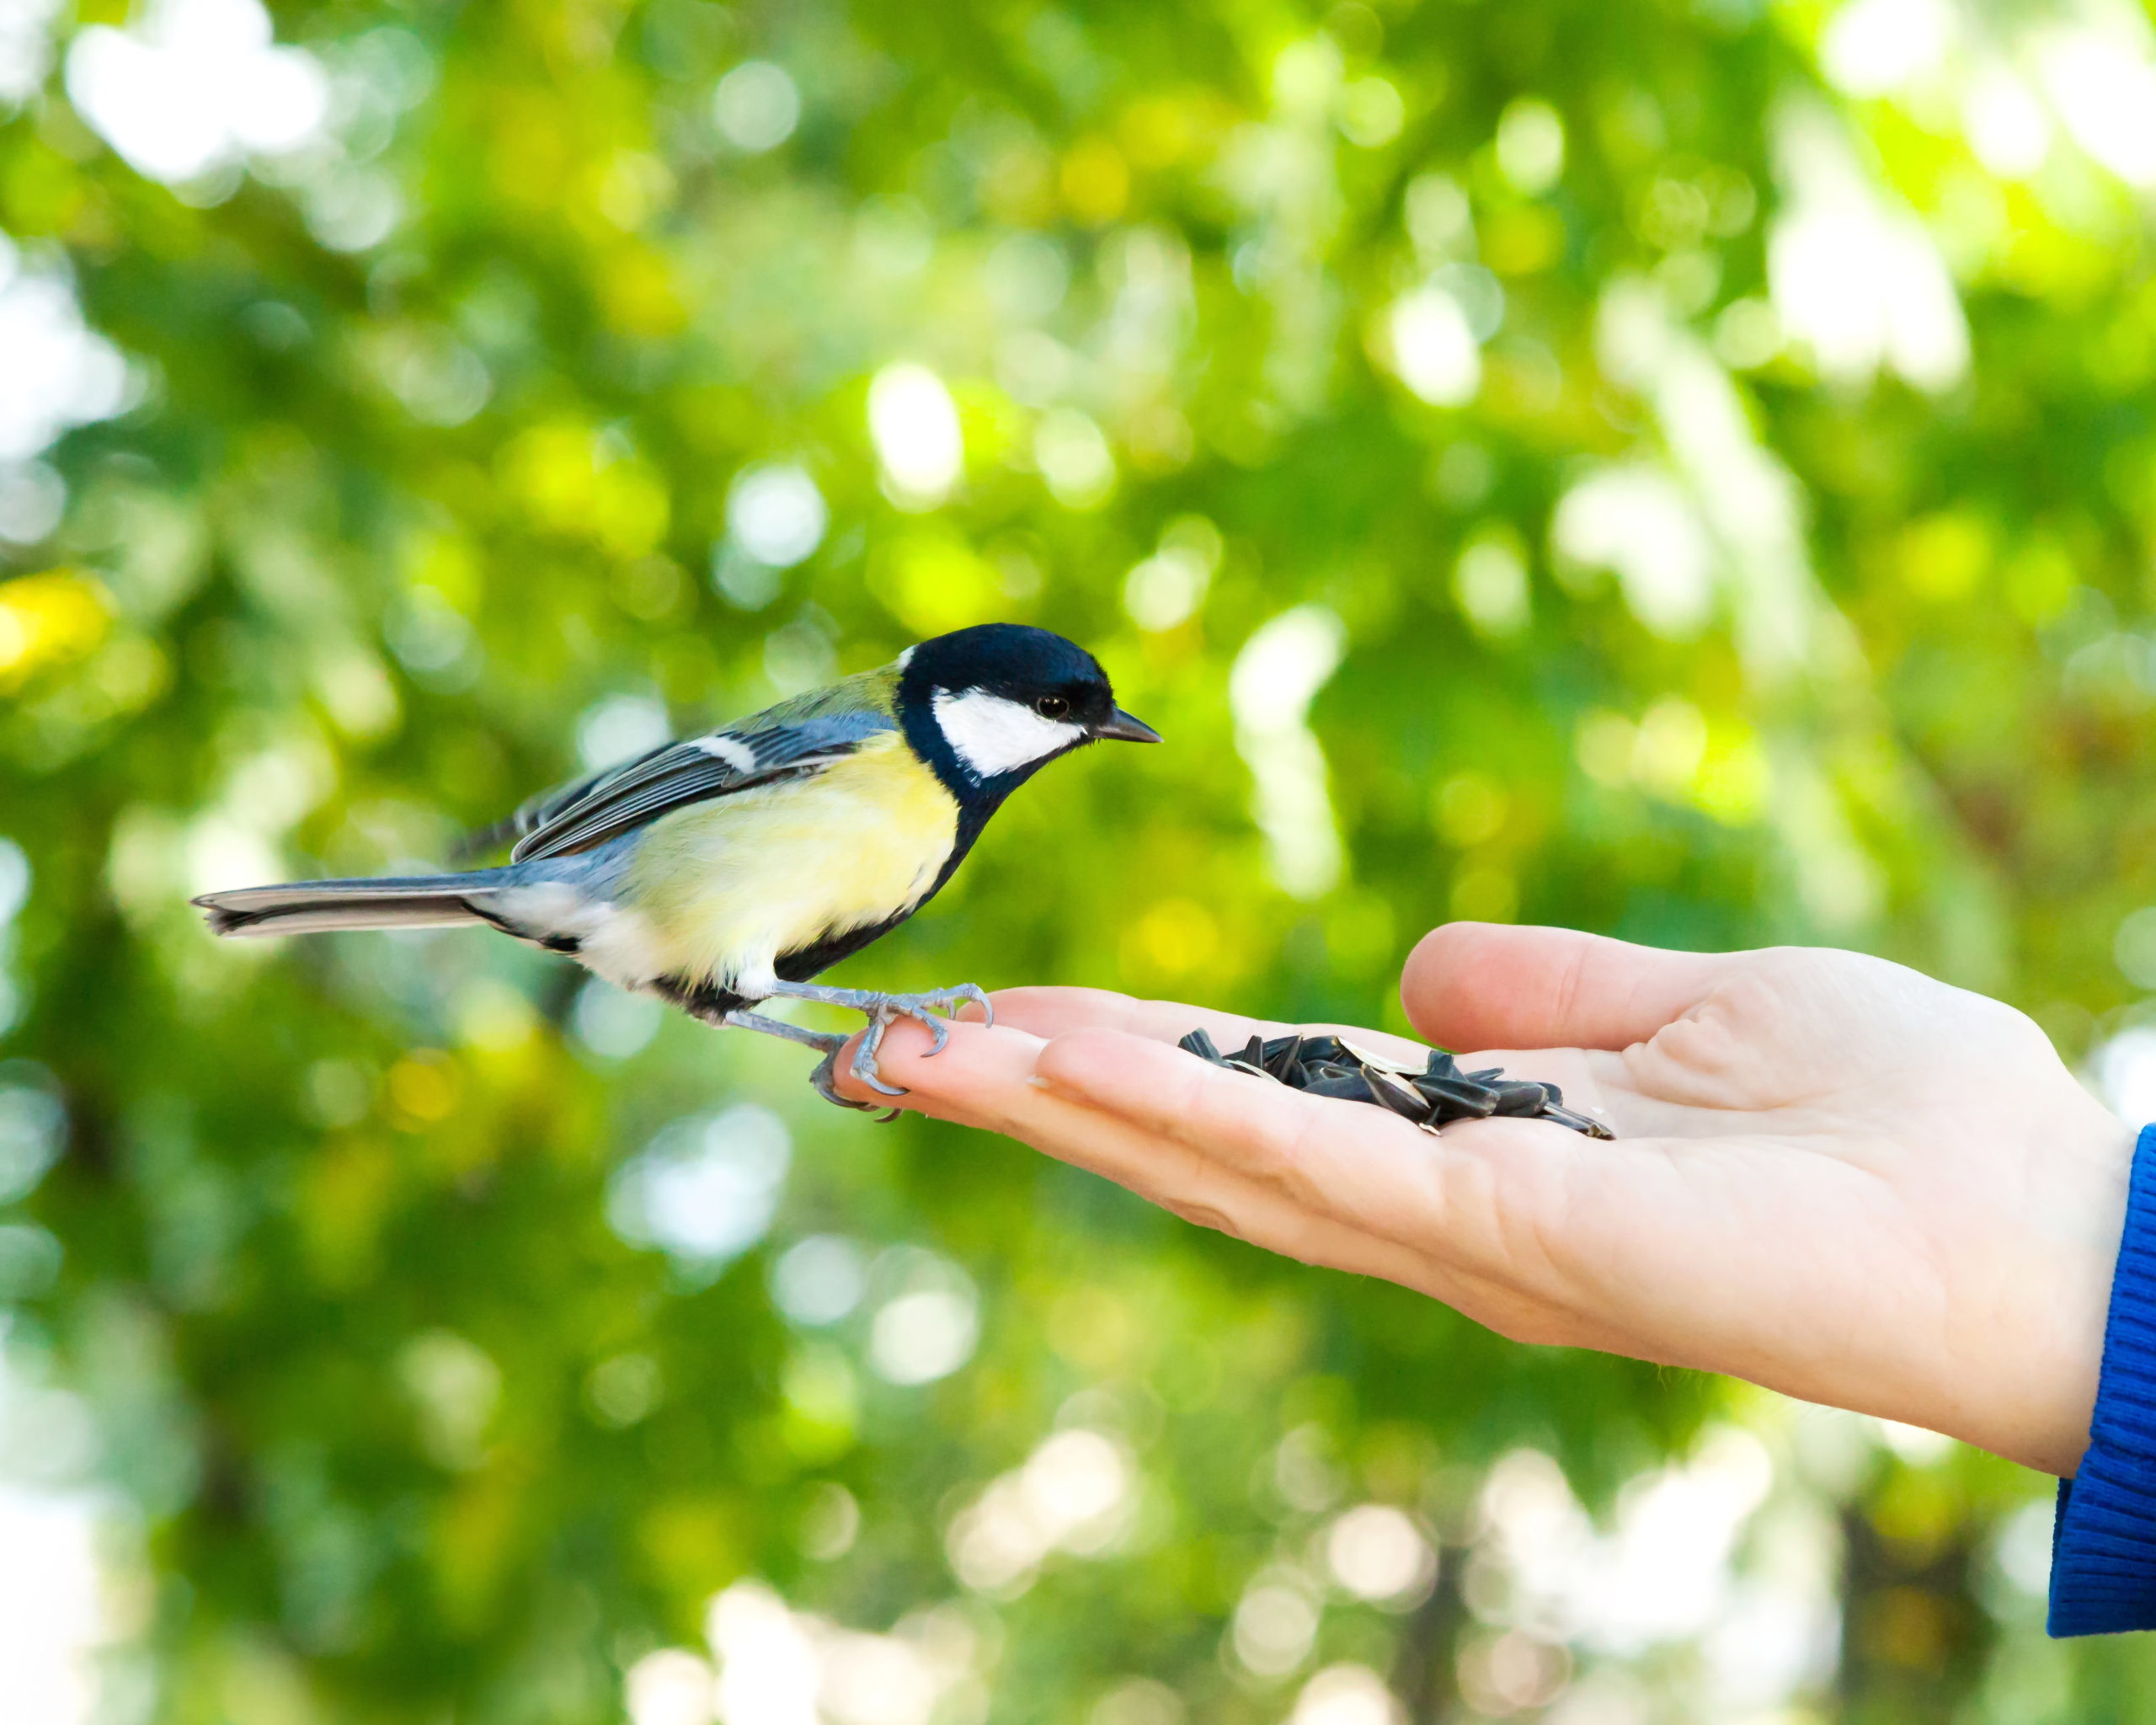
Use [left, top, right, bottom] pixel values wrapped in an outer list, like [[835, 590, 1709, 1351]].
[[193, 872, 509, 937]]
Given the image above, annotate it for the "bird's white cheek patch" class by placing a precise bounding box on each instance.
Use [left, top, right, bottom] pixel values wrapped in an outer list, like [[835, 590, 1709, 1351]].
[[931, 689, 1086, 777]]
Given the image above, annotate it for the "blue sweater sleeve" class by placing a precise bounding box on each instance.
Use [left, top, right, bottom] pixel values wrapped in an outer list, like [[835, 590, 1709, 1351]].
[[2050, 1123, 2156, 1637]]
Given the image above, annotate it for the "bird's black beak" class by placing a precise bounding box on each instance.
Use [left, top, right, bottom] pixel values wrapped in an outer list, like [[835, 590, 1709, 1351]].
[[1091, 708, 1162, 744]]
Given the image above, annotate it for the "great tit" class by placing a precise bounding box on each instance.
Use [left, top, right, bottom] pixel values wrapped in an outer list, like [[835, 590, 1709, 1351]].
[[194, 623, 1160, 1106]]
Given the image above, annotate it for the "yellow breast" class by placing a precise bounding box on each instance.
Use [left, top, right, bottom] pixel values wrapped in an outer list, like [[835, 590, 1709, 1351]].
[[620, 730, 958, 991]]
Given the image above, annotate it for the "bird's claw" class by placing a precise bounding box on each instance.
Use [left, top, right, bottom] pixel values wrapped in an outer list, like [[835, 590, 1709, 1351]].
[[806, 982, 992, 1108], [849, 1013, 912, 1097], [809, 1046, 900, 1118], [733, 986, 986, 1117], [883, 985, 993, 1056]]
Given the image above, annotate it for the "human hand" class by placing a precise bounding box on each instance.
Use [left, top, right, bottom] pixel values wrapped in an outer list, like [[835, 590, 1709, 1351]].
[[841, 924, 2134, 1477]]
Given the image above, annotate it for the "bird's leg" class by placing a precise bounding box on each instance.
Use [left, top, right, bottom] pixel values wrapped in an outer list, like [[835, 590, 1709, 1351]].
[[719, 1008, 894, 1116], [753, 980, 995, 1097], [719, 1007, 844, 1053]]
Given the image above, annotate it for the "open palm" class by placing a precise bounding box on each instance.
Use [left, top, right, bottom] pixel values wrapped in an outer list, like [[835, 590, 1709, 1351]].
[[847, 923, 2132, 1476]]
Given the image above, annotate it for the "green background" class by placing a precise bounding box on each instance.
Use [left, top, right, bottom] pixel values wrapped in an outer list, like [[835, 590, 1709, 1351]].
[[5, 0, 2156, 1717]]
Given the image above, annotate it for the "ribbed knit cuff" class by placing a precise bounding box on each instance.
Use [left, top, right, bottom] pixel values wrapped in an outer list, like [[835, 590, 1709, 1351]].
[[2049, 1123, 2156, 1637]]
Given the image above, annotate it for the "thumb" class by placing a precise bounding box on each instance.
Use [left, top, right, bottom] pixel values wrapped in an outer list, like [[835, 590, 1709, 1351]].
[[1402, 922, 1748, 1053]]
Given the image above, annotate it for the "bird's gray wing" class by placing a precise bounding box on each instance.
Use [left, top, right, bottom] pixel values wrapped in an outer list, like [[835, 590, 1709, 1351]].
[[461, 751, 657, 857], [503, 710, 898, 862]]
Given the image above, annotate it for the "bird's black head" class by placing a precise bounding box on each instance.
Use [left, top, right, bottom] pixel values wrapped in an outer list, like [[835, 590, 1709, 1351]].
[[894, 623, 1159, 807]]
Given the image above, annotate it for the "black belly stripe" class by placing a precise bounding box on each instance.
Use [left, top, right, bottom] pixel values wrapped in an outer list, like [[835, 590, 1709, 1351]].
[[651, 975, 748, 1022], [647, 905, 924, 1027]]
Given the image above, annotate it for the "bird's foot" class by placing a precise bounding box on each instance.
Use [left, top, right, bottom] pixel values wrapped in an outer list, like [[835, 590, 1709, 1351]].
[[724, 1011, 899, 1119], [755, 981, 995, 1102], [720, 1007, 845, 1054], [806, 1046, 901, 1121], [865, 985, 994, 1057], [849, 985, 994, 1093]]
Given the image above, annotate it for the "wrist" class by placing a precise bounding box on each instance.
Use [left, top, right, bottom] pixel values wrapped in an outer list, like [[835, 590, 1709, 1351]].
[[2016, 1105, 2136, 1477]]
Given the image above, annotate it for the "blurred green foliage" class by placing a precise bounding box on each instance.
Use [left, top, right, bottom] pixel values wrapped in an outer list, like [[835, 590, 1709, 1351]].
[[7, 0, 2156, 1717]]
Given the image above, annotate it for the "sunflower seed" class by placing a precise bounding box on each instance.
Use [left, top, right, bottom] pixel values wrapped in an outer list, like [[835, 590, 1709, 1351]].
[[1492, 1081, 1550, 1117], [1365, 1065, 1436, 1122], [1304, 1070, 1378, 1103], [1339, 1038, 1428, 1077], [1177, 1023, 1614, 1140]]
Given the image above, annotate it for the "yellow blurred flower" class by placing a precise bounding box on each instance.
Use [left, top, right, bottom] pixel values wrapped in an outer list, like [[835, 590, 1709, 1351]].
[[1061, 137, 1129, 226], [1482, 205, 1564, 275], [1123, 897, 1220, 980], [876, 531, 1001, 637], [599, 243, 687, 339], [1897, 510, 1991, 602], [386, 1049, 462, 1128], [499, 421, 670, 557], [0, 569, 111, 693], [1434, 772, 1508, 846]]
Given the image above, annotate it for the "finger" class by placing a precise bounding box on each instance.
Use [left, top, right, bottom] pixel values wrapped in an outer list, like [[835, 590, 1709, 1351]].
[[835, 1017, 1411, 1249], [823, 1012, 1291, 1115], [820, 1016, 975, 1114], [858, 1019, 1545, 1302], [859, 1021, 1709, 1360], [981, 987, 1438, 1071], [1031, 1027, 1598, 1270], [887, 1021, 1589, 1282], [1033, 1028, 1726, 1353], [1402, 923, 1752, 1053], [862, 1018, 1444, 1249], [969, 986, 1295, 1049], [858, 1020, 1686, 1246]]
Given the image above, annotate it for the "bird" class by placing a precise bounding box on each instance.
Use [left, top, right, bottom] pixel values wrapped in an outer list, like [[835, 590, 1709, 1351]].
[[193, 623, 1160, 1108]]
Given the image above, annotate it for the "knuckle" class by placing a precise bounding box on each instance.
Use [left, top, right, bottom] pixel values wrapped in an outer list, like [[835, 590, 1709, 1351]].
[[1163, 1197, 1244, 1239]]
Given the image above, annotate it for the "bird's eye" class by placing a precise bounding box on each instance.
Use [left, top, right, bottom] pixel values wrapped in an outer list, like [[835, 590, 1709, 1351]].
[[1034, 694, 1071, 719]]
